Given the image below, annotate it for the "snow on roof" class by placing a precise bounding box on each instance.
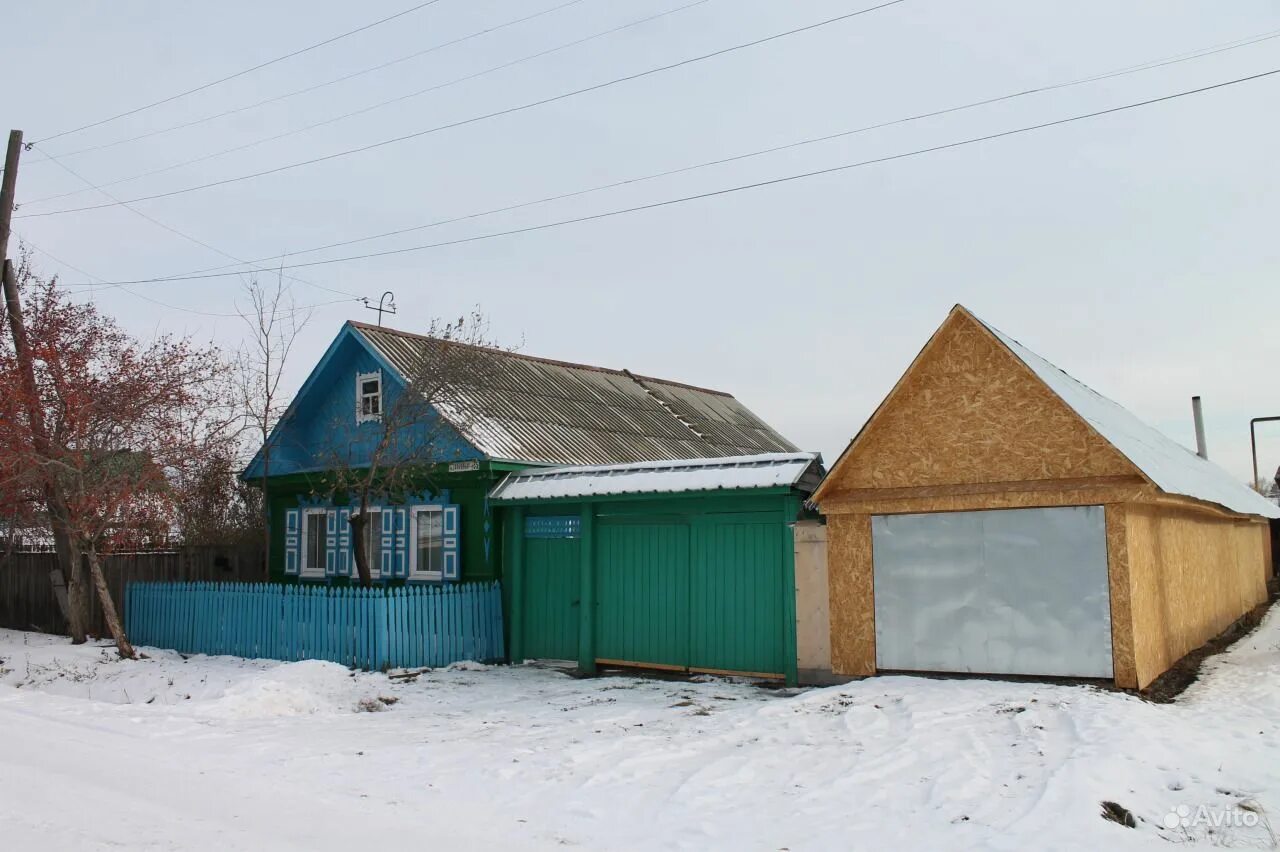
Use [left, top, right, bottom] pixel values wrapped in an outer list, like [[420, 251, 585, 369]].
[[488, 452, 820, 501], [974, 312, 1280, 520]]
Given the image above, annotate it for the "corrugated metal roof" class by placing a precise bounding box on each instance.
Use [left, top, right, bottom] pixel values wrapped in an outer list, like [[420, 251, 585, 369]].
[[351, 322, 799, 466], [975, 312, 1280, 520], [489, 452, 821, 501]]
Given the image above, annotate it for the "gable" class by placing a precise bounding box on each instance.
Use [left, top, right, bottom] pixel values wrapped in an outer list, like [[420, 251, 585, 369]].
[[817, 309, 1140, 496], [243, 327, 482, 481]]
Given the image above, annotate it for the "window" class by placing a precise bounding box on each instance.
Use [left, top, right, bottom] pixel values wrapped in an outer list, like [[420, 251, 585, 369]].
[[410, 506, 443, 579], [356, 371, 382, 423], [302, 509, 327, 577], [363, 509, 383, 577]]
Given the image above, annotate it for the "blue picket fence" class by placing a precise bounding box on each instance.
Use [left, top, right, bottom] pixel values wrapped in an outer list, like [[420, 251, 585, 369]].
[[125, 581, 505, 670]]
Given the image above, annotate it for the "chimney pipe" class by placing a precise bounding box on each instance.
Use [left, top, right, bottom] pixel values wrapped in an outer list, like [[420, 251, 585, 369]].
[[1192, 396, 1208, 459]]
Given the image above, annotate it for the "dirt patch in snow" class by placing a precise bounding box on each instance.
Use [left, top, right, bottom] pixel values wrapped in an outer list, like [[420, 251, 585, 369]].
[[1143, 592, 1277, 704]]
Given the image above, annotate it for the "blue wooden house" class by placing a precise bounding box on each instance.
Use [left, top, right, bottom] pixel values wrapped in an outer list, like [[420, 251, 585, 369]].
[[243, 321, 802, 590]]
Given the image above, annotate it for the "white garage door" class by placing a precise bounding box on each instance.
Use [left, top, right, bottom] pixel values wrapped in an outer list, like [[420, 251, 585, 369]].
[[871, 505, 1113, 678]]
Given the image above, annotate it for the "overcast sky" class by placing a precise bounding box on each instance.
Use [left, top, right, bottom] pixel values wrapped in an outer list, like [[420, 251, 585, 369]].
[[8, 0, 1280, 484]]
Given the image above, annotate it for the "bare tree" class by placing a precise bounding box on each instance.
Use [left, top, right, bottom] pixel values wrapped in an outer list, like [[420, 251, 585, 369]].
[[236, 275, 311, 580], [321, 310, 511, 587]]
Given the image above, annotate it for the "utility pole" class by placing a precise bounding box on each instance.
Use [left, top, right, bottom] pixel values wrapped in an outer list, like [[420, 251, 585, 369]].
[[0, 129, 22, 268], [0, 129, 86, 640]]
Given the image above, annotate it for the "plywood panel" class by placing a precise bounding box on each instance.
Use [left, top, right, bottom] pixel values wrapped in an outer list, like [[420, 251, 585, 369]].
[[826, 514, 875, 676], [1124, 504, 1270, 689], [818, 310, 1139, 498], [1105, 505, 1137, 689], [792, 521, 831, 677]]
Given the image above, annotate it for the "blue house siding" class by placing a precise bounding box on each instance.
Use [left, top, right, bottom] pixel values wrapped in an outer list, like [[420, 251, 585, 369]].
[[244, 326, 482, 480]]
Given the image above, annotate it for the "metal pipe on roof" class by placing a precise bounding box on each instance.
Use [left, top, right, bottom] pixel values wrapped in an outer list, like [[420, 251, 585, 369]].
[[1192, 396, 1208, 459]]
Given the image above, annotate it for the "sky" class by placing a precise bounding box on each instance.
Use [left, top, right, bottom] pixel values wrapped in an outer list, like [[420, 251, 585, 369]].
[[7, 0, 1280, 486]]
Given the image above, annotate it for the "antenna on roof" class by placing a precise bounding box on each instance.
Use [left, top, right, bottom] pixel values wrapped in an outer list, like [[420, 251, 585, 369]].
[[361, 291, 396, 327]]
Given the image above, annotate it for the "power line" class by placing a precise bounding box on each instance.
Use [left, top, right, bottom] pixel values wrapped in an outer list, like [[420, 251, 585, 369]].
[[20, 235, 356, 318], [18, 0, 908, 218], [83, 64, 1280, 288], [89, 26, 1280, 284], [34, 0, 449, 145], [38, 0, 593, 164], [23, 0, 710, 207], [30, 148, 362, 300]]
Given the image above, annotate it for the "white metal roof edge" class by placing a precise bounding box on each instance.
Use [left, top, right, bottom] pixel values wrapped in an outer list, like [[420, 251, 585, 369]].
[[488, 452, 820, 501]]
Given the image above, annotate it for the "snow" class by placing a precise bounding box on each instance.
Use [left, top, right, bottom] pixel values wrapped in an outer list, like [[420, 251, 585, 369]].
[[3, 610, 1280, 850], [490, 452, 819, 500], [976, 313, 1280, 519]]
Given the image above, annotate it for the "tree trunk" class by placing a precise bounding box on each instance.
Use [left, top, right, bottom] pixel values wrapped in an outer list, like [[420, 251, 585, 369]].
[[85, 549, 135, 659], [63, 539, 93, 643], [260, 450, 271, 582], [349, 512, 373, 588]]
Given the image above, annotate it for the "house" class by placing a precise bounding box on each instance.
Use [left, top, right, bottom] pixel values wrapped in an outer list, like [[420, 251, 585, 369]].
[[811, 305, 1279, 690], [489, 452, 823, 685], [243, 320, 802, 592]]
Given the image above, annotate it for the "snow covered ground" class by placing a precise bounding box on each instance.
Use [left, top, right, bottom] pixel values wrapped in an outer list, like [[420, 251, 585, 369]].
[[2, 610, 1279, 851]]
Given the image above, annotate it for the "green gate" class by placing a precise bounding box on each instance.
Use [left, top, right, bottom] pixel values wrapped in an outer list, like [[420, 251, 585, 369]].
[[593, 514, 786, 677], [521, 536, 581, 661], [689, 514, 786, 677], [596, 521, 690, 669]]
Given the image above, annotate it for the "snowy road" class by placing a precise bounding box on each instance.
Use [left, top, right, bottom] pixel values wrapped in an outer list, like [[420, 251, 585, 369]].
[[1, 610, 1278, 850]]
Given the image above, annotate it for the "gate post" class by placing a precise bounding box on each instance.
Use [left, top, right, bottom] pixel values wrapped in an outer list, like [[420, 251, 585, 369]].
[[782, 497, 800, 687], [578, 503, 597, 676], [508, 506, 525, 663]]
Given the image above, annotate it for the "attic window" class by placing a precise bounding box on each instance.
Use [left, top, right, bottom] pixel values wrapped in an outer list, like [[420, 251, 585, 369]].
[[356, 371, 382, 423]]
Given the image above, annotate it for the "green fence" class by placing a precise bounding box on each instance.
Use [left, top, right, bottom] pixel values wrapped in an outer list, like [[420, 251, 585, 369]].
[[125, 581, 504, 670]]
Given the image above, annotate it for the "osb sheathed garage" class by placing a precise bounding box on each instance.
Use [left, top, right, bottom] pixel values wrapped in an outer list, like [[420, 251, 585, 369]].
[[815, 305, 1278, 689]]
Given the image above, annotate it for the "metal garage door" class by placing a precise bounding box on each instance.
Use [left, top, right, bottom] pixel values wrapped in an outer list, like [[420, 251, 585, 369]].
[[871, 505, 1113, 678]]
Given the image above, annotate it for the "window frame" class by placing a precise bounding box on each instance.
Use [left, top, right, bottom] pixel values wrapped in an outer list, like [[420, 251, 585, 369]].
[[408, 504, 444, 581], [356, 370, 382, 424], [300, 508, 328, 578]]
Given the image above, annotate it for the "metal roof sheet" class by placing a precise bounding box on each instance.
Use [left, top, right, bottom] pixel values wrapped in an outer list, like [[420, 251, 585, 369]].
[[489, 452, 821, 501], [351, 322, 799, 466], [975, 312, 1280, 520]]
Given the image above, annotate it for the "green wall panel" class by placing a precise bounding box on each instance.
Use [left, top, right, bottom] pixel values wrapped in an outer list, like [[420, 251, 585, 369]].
[[689, 516, 786, 675], [595, 522, 690, 668], [521, 538, 581, 661]]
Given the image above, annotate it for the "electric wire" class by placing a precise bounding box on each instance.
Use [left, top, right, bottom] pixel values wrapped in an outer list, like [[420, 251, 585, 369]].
[[33, 0, 450, 145], [17, 0, 908, 218]]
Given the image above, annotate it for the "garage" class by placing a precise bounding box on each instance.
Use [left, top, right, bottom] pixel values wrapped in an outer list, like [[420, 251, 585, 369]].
[[491, 453, 822, 684], [813, 306, 1278, 689], [871, 506, 1113, 678]]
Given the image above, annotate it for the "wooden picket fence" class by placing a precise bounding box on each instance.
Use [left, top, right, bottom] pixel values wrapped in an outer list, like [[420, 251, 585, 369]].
[[125, 581, 505, 670]]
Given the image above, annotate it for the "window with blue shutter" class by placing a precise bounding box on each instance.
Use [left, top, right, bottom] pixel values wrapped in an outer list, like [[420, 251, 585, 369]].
[[380, 509, 394, 578], [324, 509, 338, 576], [442, 504, 460, 581], [337, 509, 351, 576], [284, 509, 300, 575], [393, 508, 408, 577]]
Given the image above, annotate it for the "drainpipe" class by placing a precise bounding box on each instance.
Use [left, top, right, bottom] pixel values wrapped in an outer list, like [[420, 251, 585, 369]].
[[1192, 396, 1208, 460]]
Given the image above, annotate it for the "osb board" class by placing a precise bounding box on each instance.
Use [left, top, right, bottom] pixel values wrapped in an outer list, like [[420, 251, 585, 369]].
[[820, 481, 1154, 517], [1104, 505, 1137, 689], [792, 522, 831, 675], [826, 514, 875, 676], [1124, 503, 1270, 689], [816, 309, 1139, 500]]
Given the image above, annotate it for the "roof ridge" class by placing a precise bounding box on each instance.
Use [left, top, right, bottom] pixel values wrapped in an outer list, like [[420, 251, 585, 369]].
[[348, 320, 732, 397]]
